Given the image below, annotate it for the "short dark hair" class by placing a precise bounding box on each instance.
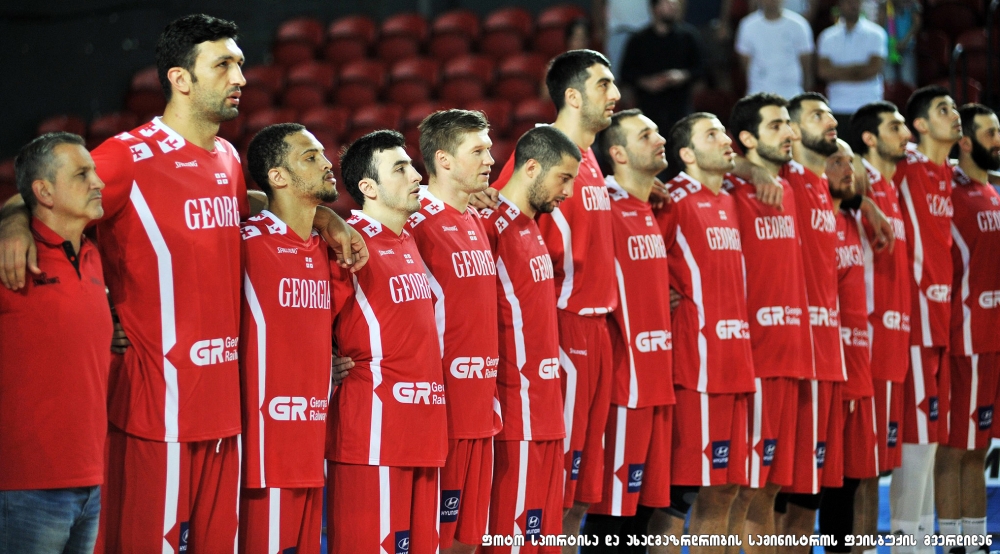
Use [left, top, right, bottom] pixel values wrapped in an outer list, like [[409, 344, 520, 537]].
[[418, 109, 490, 177], [905, 85, 951, 140], [730, 92, 788, 151], [668, 112, 716, 171], [546, 49, 611, 113], [959, 103, 995, 138], [848, 101, 899, 155], [787, 92, 830, 124], [15, 132, 86, 210], [156, 14, 239, 101], [512, 126, 581, 175], [594, 108, 644, 175], [340, 130, 407, 207], [247, 123, 306, 198]]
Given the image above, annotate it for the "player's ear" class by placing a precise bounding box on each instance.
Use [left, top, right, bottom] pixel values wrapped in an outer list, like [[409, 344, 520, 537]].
[[435, 149, 451, 173], [167, 66, 192, 96], [738, 130, 757, 151], [31, 179, 55, 209], [679, 146, 696, 166], [565, 87, 582, 111], [267, 167, 287, 191], [609, 144, 628, 166], [861, 130, 877, 151], [958, 135, 973, 154], [358, 178, 378, 201], [913, 117, 930, 137]]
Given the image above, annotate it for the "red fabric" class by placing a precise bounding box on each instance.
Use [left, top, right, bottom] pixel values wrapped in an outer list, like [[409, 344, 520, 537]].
[[902, 346, 946, 444], [837, 211, 875, 399], [607, 179, 675, 408], [407, 190, 501, 439], [589, 405, 672, 516], [724, 174, 815, 380], [948, 353, 1000, 449], [638, 405, 674, 508], [786, 380, 843, 493], [92, 117, 249, 442], [238, 486, 323, 554], [842, 397, 880, 479], [0, 219, 111, 490], [484, 439, 564, 554], [325, 211, 447, 468], [239, 211, 332, 489], [747, 377, 799, 488], [671, 387, 750, 487], [874, 378, 904, 470], [439, 438, 494, 548]]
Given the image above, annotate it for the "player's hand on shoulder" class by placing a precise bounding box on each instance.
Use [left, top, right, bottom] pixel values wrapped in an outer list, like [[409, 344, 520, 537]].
[[669, 287, 681, 314], [331, 354, 355, 386], [648, 178, 671, 209], [750, 167, 783, 210], [469, 188, 500, 210], [0, 201, 38, 290], [861, 196, 895, 253], [317, 207, 370, 273]]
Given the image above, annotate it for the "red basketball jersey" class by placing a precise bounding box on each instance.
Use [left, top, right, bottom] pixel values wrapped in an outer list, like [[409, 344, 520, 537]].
[[895, 144, 954, 347], [406, 190, 501, 439], [658, 172, 755, 394], [837, 210, 874, 400], [607, 177, 675, 408], [782, 161, 845, 382], [481, 196, 566, 442], [860, 159, 912, 382], [91, 117, 249, 442], [240, 211, 333, 489], [723, 174, 814, 380], [950, 166, 1000, 355], [325, 212, 448, 467], [492, 146, 618, 316]]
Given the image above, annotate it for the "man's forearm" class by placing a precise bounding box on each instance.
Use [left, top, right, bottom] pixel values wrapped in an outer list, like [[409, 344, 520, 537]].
[[0, 194, 29, 223]]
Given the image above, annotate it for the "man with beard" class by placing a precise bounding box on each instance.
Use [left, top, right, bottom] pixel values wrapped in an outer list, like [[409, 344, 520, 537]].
[[406, 110, 500, 554], [479, 125, 580, 554], [620, 0, 705, 136], [484, 50, 622, 546], [238, 124, 342, 553], [581, 110, 675, 551], [935, 103, 1000, 548], [0, 15, 367, 552], [844, 101, 914, 551], [658, 112, 755, 554], [818, 139, 883, 554], [724, 94, 815, 553], [892, 86, 961, 551]]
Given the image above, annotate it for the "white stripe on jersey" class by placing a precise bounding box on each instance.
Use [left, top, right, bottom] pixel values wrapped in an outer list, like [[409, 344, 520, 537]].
[[898, 179, 933, 346], [130, 183, 180, 442], [497, 258, 532, 439], [968, 355, 980, 449], [910, 346, 929, 443], [560, 347, 578, 454], [837, 297, 848, 381], [952, 222, 974, 354], [675, 227, 709, 392], [809, 380, 819, 494], [857, 213, 877, 364], [355, 276, 385, 465], [269, 488, 281, 554], [514, 441, 529, 543], [611, 405, 628, 516], [551, 207, 574, 311], [163, 441, 181, 554], [379, 466, 391, 554], [614, 260, 639, 408], [699, 392, 711, 486], [871, 397, 880, 474], [244, 273, 268, 487], [425, 268, 446, 356], [235, 434, 241, 554], [750, 378, 763, 489], [435, 468, 442, 554]]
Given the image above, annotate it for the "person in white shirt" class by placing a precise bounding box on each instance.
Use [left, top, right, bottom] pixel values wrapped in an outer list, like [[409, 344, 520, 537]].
[[735, 0, 814, 99], [595, 0, 651, 76], [817, 0, 888, 135]]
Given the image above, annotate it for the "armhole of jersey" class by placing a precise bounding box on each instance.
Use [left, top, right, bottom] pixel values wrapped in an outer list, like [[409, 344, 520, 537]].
[[94, 140, 137, 222]]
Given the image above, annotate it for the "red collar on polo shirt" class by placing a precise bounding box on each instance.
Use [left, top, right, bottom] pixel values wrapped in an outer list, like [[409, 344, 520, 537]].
[[31, 216, 90, 278]]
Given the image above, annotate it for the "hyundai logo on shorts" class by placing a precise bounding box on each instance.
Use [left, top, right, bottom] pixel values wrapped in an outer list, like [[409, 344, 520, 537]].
[[762, 439, 777, 466], [711, 440, 730, 469], [980, 406, 994, 430], [440, 490, 460, 523], [887, 422, 899, 447], [571, 451, 582, 480], [816, 442, 826, 469], [627, 463, 644, 493], [179, 522, 190, 553], [928, 396, 939, 421], [526, 509, 543, 537], [395, 530, 410, 554]]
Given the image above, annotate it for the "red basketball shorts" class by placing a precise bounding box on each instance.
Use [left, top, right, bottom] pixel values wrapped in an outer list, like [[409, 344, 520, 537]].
[[484, 439, 563, 554], [786, 380, 844, 493], [557, 310, 613, 507], [326, 462, 439, 554], [948, 353, 1000, 450], [747, 377, 798, 488], [238, 486, 323, 554], [440, 437, 494, 549], [671, 387, 749, 487], [842, 396, 879, 480], [874, 379, 904, 471], [903, 346, 947, 445]]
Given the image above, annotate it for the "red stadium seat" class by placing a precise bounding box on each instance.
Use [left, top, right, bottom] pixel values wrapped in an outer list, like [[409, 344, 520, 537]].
[[402, 101, 444, 130], [428, 34, 472, 61], [302, 106, 352, 140], [130, 66, 161, 92], [281, 85, 325, 111], [334, 60, 387, 107], [382, 13, 430, 42], [277, 17, 325, 47], [287, 61, 337, 90], [323, 15, 377, 65], [37, 115, 88, 137], [125, 90, 166, 116], [439, 80, 486, 103], [498, 53, 548, 82], [88, 112, 139, 148], [483, 7, 533, 39], [479, 30, 524, 59], [442, 55, 495, 84], [236, 88, 275, 115], [272, 42, 315, 68], [243, 65, 286, 97], [925, 2, 979, 43], [938, 77, 982, 104], [377, 36, 423, 61], [245, 108, 298, 136], [493, 77, 539, 104], [386, 58, 440, 106], [533, 27, 568, 59], [464, 98, 513, 137], [218, 116, 245, 144], [487, 139, 514, 177], [308, 128, 339, 155], [917, 30, 951, 84], [537, 4, 589, 29], [432, 10, 481, 42], [956, 28, 989, 51], [348, 104, 404, 141], [883, 82, 915, 111], [510, 98, 556, 139]]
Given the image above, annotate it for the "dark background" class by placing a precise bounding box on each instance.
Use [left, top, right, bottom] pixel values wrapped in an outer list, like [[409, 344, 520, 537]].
[[0, 0, 585, 158]]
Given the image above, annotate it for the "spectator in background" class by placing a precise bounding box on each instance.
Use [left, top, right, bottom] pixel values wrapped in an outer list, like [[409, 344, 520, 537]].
[[566, 18, 593, 50], [594, 0, 651, 76], [621, 0, 705, 137], [684, 0, 732, 88], [879, 0, 921, 87], [735, 0, 815, 98], [817, 0, 888, 136]]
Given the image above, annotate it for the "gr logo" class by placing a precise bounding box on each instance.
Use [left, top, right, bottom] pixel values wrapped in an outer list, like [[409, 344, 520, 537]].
[[636, 330, 671, 352], [570, 450, 582, 480], [627, 463, 644, 493], [395, 530, 410, 554], [269, 396, 307, 421], [191, 338, 223, 366], [757, 306, 786, 326], [525, 509, 543, 537], [979, 290, 1000, 309], [539, 358, 560, 380], [451, 357, 485, 379], [712, 440, 730, 469], [883, 311, 903, 330], [715, 320, 749, 340], [393, 382, 432, 404], [926, 284, 951, 303], [762, 439, 777, 466]]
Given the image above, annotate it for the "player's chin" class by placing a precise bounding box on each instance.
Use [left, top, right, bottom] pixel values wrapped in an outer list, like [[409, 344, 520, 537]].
[[219, 107, 240, 121]]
